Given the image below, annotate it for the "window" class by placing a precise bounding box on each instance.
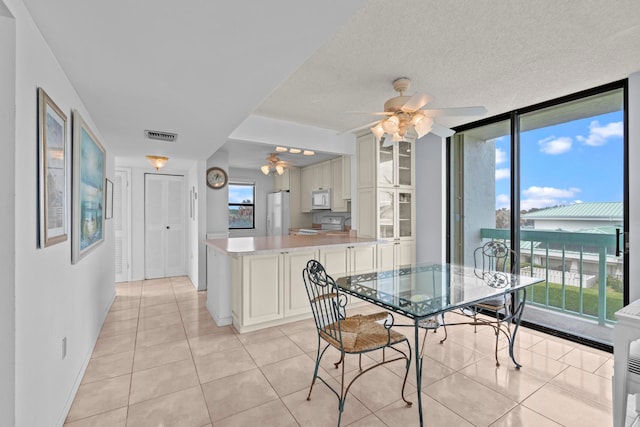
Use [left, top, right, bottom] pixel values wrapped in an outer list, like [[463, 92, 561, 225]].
[[228, 183, 255, 229], [449, 80, 627, 347]]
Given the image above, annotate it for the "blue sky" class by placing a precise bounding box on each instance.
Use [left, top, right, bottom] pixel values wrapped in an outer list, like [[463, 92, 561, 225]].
[[494, 110, 624, 210], [228, 184, 254, 204]]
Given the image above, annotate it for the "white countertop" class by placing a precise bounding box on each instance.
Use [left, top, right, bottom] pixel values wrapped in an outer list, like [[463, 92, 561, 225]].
[[205, 235, 382, 256]]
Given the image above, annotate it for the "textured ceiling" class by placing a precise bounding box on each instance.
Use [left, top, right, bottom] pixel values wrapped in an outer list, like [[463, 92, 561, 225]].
[[21, 0, 640, 169]]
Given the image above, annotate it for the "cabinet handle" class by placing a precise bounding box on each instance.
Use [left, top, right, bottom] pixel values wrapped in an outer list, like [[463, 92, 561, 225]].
[[166, 226, 170, 229]]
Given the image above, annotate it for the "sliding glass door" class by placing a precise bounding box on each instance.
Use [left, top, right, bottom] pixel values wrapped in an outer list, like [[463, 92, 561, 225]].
[[449, 82, 627, 346]]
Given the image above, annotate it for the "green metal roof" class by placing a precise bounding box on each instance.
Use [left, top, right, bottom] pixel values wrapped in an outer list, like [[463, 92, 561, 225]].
[[523, 202, 622, 220]]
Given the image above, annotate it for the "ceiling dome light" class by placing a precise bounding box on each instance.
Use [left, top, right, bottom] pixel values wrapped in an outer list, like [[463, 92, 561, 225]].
[[289, 148, 301, 154], [303, 150, 315, 156], [275, 146, 288, 152], [146, 155, 169, 170]]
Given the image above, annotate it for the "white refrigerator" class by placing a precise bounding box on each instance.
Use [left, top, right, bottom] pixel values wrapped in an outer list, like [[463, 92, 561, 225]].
[[266, 191, 290, 236]]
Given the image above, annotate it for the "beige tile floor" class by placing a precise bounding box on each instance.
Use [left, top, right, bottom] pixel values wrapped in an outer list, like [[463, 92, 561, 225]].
[[64, 276, 638, 427]]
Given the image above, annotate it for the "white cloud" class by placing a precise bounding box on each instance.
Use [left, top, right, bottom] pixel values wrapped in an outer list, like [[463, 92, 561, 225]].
[[496, 194, 510, 209], [520, 186, 581, 210], [523, 186, 580, 198], [495, 147, 507, 165], [576, 120, 623, 146], [538, 136, 572, 154], [495, 168, 510, 181]]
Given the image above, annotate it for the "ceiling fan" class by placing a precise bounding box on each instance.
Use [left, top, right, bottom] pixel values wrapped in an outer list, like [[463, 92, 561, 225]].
[[260, 153, 289, 175], [349, 77, 487, 144]]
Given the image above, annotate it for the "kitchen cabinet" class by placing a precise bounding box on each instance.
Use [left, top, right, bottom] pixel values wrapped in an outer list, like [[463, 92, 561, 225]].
[[283, 250, 318, 317], [233, 249, 317, 328], [377, 240, 415, 271], [300, 167, 313, 212], [301, 159, 338, 212], [312, 160, 332, 190], [357, 132, 416, 269], [319, 244, 377, 277], [378, 188, 414, 241], [342, 155, 352, 200], [357, 135, 414, 189], [319, 244, 376, 308], [207, 236, 382, 333], [238, 253, 283, 326], [331, 157, 349, 212], [273, 167, 293, 192]]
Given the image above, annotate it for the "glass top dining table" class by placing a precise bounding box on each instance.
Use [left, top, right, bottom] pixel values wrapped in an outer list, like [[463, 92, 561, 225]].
[[335, 263, 543, 427]]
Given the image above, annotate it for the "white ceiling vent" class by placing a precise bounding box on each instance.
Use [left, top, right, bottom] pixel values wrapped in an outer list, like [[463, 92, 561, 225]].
[[144, 129, 177, 142]]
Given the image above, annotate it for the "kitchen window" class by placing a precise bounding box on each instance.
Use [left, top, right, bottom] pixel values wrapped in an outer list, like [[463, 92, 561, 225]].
[[228, 183, 255, 229]]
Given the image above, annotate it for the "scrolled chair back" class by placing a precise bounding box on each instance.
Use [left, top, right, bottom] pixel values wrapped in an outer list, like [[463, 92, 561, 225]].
[[303, 259, 348, 347], [474, 240, 518, 288]]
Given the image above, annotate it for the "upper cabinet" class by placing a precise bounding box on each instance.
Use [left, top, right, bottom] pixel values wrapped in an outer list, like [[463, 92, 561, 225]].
[[378, 139, 413, 188], [331, 157, 349, 212], [342, 155, 352, 200], [300, 167, 313, 213], [356, 133, 416, 245], [300, 157, 351, 213], [311, 160, 332, 190]]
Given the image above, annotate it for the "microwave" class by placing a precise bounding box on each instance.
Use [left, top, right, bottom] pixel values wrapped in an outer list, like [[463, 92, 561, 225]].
[[311, 189, 331, 210]]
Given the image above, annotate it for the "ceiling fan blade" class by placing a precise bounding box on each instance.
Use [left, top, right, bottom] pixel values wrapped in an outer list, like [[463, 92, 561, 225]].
[[429, 122, 455, 138], [401, 92, 432, 112], [420, 106, 487, 117]]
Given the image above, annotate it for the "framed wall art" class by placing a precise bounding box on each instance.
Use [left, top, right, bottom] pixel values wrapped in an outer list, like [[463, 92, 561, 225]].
[[37, 87, 68, 248], [71, 110, 105, 263]]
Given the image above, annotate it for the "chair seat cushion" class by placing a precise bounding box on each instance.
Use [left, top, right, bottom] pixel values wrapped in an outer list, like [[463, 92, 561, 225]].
[[320, 313, 406, 353]]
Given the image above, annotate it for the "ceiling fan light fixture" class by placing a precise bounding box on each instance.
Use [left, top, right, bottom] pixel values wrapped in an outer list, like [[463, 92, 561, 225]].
[[275, 165, 285, 175], [371, 123, 385, 141], [381, 116, 399, 134], [413, 116, 434, 138], [261, 165, 271, 175], [392, 132, 402, 142]]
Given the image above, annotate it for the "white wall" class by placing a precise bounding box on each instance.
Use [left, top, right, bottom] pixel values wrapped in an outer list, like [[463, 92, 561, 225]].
[[629, 72, 640, 302], [186, 161, 208, 290], [0, 5, 15, 426], [415, 133, 446, 264], [206, 149, 229, 233], [8, 0, 115, 425]]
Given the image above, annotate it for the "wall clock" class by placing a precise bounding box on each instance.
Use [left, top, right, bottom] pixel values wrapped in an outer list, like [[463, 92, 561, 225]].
[[206, 167, 228, 189]]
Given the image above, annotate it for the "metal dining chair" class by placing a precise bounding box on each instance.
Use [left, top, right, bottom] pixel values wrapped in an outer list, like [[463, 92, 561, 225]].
[[302, 259, 412, 426], [471, 240, 518, 366]]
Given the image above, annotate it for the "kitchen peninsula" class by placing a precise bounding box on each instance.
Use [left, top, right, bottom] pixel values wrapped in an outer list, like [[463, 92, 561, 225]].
[[205, 234, 381, 333]]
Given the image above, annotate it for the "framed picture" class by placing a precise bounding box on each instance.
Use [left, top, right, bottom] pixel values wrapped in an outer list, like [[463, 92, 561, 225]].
[[71, 110, 105, 263], [37, 88, 68, 248], [105, 178, 114, 219]]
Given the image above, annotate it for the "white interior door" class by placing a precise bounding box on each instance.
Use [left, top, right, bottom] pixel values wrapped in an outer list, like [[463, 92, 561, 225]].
[[145, 174, 185, 279], [114, 169, 131, 282]]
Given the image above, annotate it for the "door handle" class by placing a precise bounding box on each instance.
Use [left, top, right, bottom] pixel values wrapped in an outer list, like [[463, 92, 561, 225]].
[[166, 226, 170, 230], [616, 228, 627, 257]]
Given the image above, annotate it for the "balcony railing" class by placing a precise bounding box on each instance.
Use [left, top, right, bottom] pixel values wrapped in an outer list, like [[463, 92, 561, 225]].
[[480, 228, 623, 325]]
